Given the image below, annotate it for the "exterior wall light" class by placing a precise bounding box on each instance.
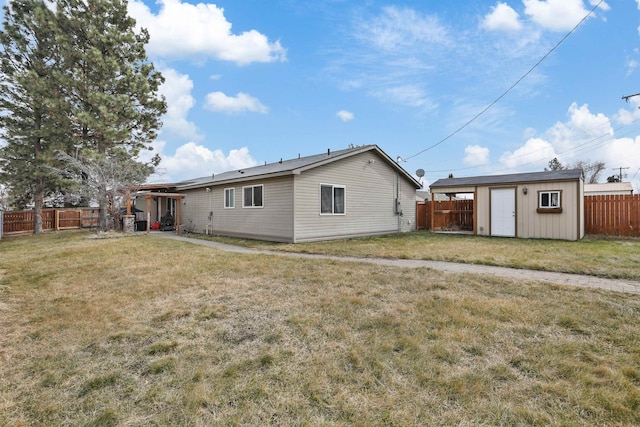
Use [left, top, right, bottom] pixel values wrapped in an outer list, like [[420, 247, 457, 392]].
[[523, 186, 528, 195]]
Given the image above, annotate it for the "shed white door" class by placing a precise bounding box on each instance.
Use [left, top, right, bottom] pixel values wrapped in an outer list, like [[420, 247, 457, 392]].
[[491, 188, 516, 237]]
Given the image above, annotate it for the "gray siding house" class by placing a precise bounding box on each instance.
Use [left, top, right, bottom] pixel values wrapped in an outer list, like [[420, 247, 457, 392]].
[[430, 169, 584, 241], [167, 145, 421, 242]]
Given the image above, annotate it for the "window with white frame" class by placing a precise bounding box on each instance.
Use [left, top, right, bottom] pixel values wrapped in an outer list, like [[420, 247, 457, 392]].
[[539, 190, 561, 209], [243, 185, 263, 208], [224, 188, 235, 208], [320, 184, 346, 215]]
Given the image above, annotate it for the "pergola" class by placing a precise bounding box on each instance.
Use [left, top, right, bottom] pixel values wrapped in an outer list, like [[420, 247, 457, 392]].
[[133, 192, 184, 234]]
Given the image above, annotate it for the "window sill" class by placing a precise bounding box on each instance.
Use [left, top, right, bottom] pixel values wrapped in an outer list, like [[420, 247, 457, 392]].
[[537, 207, 563, 214]]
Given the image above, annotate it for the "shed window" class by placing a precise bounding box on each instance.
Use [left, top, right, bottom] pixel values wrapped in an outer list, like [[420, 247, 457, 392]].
[[224, 188, 235, 208], [539, 191, 560, 208], [537, 190, 563, 213], [321, 184, 345, 215], [243, 185, 263, 208]]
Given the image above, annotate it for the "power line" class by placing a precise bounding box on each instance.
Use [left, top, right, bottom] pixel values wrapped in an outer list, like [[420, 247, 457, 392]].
[[422, 118, 640, 179], [403, 0, 605, 162]]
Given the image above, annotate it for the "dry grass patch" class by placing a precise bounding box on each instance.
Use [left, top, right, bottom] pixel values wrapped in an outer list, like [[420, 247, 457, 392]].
[[206, 232, 640, 280], [1, 231, 640, 425]]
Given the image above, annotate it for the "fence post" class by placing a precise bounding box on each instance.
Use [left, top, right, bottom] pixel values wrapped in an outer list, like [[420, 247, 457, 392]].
[[0, 209, 3, 240]]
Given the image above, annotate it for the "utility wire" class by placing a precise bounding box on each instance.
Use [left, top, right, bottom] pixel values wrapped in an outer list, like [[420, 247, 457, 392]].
[[403, 0, 605, 162], [422, 117, 640, 177]]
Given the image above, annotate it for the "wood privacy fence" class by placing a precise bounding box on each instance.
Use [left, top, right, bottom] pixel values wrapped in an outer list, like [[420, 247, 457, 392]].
[[584, 194, 640, 237], [417, 200, 474, 232], [418, 195, 640, 237], [1, 208, 99, 235]]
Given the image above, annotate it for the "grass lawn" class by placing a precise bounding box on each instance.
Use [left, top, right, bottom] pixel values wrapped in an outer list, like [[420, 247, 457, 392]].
[[204, 231, 640, 280], [1, 230, 640, 426]]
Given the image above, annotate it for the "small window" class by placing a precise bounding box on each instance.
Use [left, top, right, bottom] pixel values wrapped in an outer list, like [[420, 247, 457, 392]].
[[224, 188, 235, 208], [320, 184, 346, 215], [539, 191, 561, 208], [537, 190, 563, 213], [243, 185, 263, 208]]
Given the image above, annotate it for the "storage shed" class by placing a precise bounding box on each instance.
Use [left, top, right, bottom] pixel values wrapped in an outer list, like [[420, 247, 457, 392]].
[[430, 169, 584, 241]]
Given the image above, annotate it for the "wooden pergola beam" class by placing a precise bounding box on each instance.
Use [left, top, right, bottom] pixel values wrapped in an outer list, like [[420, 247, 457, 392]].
[[141, 192, 185, 235]]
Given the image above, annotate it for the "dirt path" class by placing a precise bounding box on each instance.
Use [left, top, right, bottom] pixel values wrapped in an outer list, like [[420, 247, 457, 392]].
[[155, 233, 640, 295]]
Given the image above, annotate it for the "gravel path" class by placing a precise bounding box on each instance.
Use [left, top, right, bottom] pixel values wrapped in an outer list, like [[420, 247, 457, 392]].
[[155, 233, 640, 295]]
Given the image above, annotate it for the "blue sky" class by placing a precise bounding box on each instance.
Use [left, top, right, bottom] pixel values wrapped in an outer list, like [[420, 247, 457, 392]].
[[89, 1, 640, 189]]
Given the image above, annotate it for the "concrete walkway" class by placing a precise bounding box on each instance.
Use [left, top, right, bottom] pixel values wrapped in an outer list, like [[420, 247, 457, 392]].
[[154, 233, 640, 295]]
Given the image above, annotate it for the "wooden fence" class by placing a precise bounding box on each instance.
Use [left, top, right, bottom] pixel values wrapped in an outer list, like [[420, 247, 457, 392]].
[[1, 208, 99, 235], [584, 194, 640, 237], [417, 200, 474, 231]]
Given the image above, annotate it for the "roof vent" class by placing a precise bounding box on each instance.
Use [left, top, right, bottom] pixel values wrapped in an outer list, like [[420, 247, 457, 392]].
[[327, 148, 331, 156], [279, 158, 282, 164]]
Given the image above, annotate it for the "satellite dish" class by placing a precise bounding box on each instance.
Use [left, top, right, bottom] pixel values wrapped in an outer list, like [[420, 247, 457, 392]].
[[416, 169, 425, 178]]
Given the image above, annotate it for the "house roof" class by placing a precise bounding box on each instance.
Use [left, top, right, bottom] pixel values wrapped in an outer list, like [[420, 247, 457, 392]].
[[176, 145, 422, 190], [430, 169, 583, 189], [584, 182, 633, 194], [415, 190, 453, 201]]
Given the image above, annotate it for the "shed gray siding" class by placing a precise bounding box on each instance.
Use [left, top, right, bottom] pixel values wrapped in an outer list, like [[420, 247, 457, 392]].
[[293, 150, 416, 242]]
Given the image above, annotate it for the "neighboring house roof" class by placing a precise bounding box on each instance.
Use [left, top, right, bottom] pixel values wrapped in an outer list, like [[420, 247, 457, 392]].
[[416, 190, 455, 201], [430, 169, 583, 189], [584, 182, 633, 195], [176, 145, 422, 190]]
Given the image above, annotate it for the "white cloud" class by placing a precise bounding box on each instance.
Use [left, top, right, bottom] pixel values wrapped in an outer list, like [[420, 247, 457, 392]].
[[463, 145, 490, 166], [336, 110, 354, 122], [497, 103, 640, 190], [522, 0, 592, 32], [128, 0, 286, 65], [204, 92, 268, 114], [148, 142, 258, 182], [544, 102, 613, 153], [356, 6, 449, 51], [371, 85, 437, 111], [158, 68, 201, 140], [482, 2, 522, 31], [499, 137, 556, 169], [615, 98, 640, 125]]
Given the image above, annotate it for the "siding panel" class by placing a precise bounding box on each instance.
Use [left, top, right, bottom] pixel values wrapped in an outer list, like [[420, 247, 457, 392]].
[[181, 176, 294, 241], [294, 151, 416, 242]]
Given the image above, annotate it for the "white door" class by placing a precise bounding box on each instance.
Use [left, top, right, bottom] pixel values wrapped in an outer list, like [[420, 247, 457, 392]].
[[491, 188, 516, 237]]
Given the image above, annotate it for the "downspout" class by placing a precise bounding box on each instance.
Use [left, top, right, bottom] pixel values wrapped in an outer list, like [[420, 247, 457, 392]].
[[395, 173, 403, 232]]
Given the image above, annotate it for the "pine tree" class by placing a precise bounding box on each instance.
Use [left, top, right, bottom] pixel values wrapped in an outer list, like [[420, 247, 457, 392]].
[[55, 0, 167, 231], [0, 0, 71, 233]]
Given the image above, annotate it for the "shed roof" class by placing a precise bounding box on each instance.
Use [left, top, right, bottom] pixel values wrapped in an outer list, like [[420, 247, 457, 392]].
[[430, 169, 583, 189], [176, 144, 421, 190]]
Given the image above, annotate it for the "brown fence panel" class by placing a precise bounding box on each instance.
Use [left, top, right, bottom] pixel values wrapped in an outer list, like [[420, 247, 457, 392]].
[[81, 208, 99, 229], [58, 210, 82, 230], [585, 194, 640, 237], [2, 210, 35, 234], [417, 200, 474, 231], [416, 203, 429, 230], [1, 207, 100, 235]]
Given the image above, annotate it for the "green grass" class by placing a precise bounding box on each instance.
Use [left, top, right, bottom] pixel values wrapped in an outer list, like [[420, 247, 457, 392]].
[[201, 231, 640, 280], [1, 230, 640, 425]]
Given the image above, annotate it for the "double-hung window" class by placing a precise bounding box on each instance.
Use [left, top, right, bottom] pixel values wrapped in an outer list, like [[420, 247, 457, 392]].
[[224, 188, 235, 208], [320, 184, 346, 215], [243, 185, 263, 208]]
